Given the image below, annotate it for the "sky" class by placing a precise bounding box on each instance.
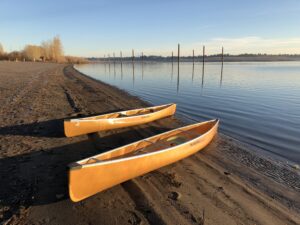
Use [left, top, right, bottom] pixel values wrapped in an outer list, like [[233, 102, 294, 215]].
[[1, 0, 300, 57]]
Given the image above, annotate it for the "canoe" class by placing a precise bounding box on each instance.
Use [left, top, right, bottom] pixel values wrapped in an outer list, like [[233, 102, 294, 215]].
[[69, 119, 219, 202], [64, 103, 176, 137]]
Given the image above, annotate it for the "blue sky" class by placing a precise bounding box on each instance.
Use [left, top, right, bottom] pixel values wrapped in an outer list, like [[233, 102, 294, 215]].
[[1, 0, 300, 56]]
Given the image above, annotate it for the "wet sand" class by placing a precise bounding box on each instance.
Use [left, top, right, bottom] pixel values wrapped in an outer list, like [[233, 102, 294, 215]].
[[0, 61, 299, 225]]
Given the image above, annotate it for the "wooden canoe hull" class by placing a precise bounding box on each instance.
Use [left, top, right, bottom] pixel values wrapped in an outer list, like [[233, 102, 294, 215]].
[[69, 120, 219, 202], [64, 104, 176, 137]]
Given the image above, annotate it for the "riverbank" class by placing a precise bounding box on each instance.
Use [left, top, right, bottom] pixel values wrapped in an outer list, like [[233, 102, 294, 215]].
[[0, 61, 299, 225]]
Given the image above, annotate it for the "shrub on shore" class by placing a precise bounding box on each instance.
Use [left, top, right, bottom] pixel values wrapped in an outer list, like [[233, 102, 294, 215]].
[[65, 56, 88, 64], [0, 36, 88, 63], [0, 43, 3, 55], [0, 43, 7, 60]]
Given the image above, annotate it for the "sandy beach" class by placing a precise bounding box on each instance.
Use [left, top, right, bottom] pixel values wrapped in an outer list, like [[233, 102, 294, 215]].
[[0, 61, 299, 225]]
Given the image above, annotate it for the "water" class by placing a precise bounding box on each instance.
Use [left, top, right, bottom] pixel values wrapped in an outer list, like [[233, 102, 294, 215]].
[[75, 61, 300, 163]]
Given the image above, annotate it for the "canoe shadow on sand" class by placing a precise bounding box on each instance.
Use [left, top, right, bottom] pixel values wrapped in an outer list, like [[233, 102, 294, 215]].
[[0, 124, 170, 222], [0, 109, 125, 138]]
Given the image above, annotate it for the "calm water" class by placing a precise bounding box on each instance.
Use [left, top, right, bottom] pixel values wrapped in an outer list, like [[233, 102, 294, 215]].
[[75, 61, 300, 163]]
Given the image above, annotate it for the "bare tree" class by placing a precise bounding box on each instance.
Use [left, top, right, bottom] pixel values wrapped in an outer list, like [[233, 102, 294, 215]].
[[41, 41, 51, 61], [40, 36, 64, 62], [52, 36, 64, 62], [23, 45, 42, 61]]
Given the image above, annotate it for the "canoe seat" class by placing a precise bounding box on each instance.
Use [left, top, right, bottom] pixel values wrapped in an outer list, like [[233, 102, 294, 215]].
[[86, 158, 102, 164], [166, 136, 188, 146], [118, 113, 128, 118]]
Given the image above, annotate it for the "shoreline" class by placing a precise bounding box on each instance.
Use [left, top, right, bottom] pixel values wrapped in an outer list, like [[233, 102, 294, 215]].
[[69, 64, 300, 217], [73, 64, 299, 167], [0, 61, 299, 224]]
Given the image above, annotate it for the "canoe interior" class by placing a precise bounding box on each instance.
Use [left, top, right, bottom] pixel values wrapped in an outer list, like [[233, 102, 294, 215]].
[[78, 104, 173, 120], [79, 120, 217, 166]]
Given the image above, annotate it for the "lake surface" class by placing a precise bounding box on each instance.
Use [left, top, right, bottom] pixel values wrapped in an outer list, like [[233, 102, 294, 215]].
[[75, 61, 300, 163]]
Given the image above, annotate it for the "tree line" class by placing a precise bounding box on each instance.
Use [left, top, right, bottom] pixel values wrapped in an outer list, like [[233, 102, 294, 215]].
[[0, 36, 86, 64]]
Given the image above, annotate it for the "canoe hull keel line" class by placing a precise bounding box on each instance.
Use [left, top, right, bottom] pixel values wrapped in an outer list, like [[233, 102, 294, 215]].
[[64, 103, 176, 137], [69, 119, 219, 202]]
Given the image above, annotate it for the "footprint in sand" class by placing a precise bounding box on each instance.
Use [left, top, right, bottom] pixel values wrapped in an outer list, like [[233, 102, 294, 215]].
[[168, 191, 181, 201]]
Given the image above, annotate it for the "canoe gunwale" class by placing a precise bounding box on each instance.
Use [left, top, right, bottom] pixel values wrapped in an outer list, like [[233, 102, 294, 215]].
[[69, 119, 219, 170], [66, 103, 175, 122]]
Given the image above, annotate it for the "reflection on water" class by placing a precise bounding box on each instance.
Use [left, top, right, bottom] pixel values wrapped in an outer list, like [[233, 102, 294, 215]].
[[75, 62, 300, 163]]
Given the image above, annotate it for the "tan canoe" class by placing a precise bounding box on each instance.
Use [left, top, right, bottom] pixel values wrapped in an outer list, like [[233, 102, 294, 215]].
[[69, 119, 219, 202], [64, 103, 176, 137]]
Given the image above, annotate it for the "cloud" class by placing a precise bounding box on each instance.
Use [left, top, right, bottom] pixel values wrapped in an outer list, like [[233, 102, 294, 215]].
[[73, 36, 300, 57], [121, 37, 300, 56], [201, 36, 300, 55]]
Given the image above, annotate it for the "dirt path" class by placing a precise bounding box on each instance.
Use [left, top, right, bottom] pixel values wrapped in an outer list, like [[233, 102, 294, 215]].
[[0, 62, 299, 225]]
